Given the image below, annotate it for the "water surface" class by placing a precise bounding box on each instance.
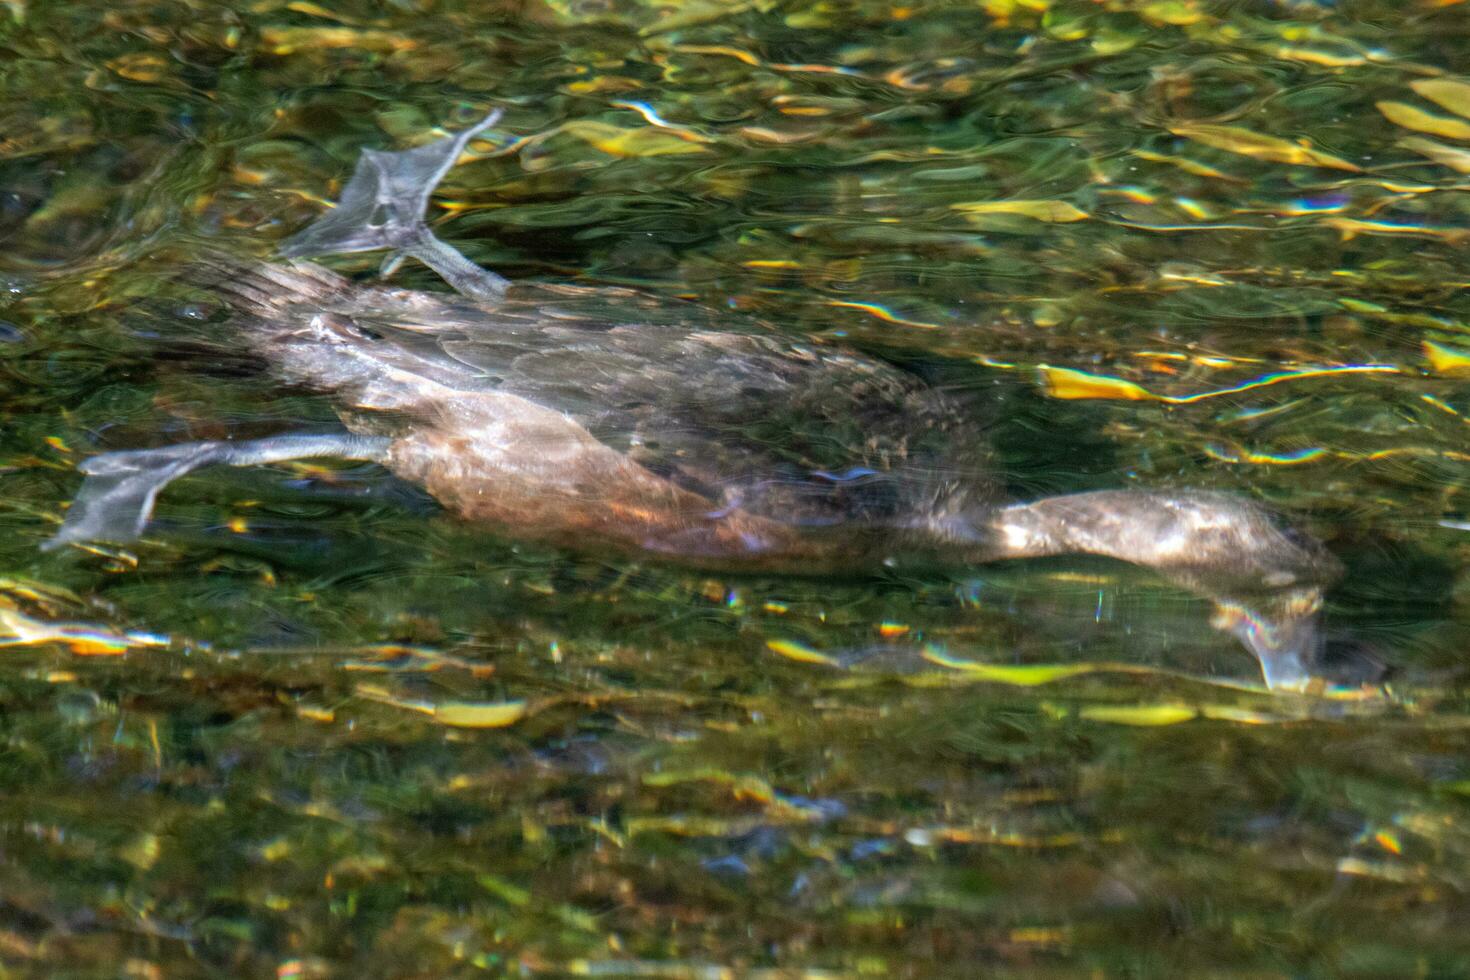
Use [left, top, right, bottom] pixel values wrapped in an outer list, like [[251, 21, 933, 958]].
[[3, 0, 1470, 974]]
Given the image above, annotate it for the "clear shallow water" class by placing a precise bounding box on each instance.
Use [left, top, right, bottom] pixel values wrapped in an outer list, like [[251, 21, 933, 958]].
[[3, 0, 1470, 974]]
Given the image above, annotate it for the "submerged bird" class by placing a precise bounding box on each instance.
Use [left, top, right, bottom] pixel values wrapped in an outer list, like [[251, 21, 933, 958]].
[[45, 110, 1341, 689]]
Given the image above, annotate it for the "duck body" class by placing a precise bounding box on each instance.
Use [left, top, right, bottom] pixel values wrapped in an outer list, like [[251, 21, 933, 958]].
[[46, 110, 1341, 688], [200, 257, 995, 574]]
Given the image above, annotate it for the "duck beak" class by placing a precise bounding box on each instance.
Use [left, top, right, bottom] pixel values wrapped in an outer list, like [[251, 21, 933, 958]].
[[1209, 589, 1327, 691]]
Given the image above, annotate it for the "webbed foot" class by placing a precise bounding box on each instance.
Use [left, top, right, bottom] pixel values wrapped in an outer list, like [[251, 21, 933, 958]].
[[44, 434, 392, 551], [278, 109, 508, 302]]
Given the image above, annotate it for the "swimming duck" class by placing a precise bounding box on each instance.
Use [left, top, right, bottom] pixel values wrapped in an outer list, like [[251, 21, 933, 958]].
[[44, 110, 1341, 689]]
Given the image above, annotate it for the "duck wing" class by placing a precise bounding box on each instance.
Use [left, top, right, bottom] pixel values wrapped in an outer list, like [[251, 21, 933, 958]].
[[327, 279, 997, 527]]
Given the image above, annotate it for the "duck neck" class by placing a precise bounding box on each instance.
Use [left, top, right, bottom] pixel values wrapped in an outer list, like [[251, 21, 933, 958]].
[[917, 494, 1116, 567]]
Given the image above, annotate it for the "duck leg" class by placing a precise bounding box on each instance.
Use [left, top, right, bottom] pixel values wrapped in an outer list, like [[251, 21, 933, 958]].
[[43, 434, 392, 552], [277, 109, 508, 302], [961, 490, 1342, 690]]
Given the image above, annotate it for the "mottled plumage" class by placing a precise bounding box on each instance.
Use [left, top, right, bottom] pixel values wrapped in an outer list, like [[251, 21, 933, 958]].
[[202, 259, 995, 536]]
